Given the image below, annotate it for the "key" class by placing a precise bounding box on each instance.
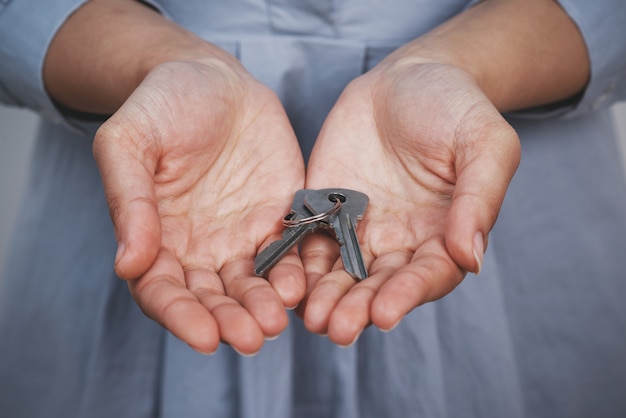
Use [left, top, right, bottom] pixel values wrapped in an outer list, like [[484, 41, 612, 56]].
[[254, 189, 320, 277], [304, 188, 369, 280]]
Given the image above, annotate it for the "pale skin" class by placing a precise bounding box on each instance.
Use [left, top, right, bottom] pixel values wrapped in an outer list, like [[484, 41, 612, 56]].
[[44, 0, 589, 352]]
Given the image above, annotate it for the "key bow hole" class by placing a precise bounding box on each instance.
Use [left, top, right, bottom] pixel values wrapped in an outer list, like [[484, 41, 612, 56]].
[[328, 192, 346, 204]]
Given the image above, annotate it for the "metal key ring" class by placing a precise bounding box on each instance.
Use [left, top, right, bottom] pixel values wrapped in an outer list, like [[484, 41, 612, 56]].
[[282, 197, 342, 228]]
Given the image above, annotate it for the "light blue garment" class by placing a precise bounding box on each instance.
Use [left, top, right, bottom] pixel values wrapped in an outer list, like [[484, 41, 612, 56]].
[[1, 1, 626, 417]]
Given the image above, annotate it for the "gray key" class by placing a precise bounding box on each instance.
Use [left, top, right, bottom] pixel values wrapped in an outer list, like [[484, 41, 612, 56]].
[[304, 188, 369, 280], [254, 189, 320, 277]]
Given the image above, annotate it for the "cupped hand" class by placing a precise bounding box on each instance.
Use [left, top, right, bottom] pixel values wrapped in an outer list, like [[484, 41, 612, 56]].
[[93, 58, 305, 355], [300, 61, 521, 346]]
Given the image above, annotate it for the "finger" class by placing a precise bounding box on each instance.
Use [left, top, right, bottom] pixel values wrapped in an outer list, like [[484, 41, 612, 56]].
[[128, 249, 221, 355], [371, 237, 465, 331], [93, 120, 161, 280], [325, 251, 411, 346], [186, 267, 266, 353], [264, 248, 307, 310], [186, 268, 266, 356], [302, 268, 354, 335], [255, 230, 307, 310], [296, 232, 340, 319], [220, 258, 289, 340], [446, 119, 521, 273]]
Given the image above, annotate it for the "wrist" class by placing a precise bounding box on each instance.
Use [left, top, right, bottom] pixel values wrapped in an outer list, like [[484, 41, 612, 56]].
[[44, 0, 246, 115], [375, 0, 589, 113]]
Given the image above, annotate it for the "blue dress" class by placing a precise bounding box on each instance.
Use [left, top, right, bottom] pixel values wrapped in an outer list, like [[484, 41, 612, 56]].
[[1, 1, 625, 417]]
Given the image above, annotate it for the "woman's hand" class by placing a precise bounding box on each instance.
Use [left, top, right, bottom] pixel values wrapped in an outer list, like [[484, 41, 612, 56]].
[[93, 59, 306, 356], [300, 61, 520, 346]]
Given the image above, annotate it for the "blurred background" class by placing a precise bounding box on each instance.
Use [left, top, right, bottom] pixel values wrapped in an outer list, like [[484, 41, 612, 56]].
[[1, 103, 626, 278]]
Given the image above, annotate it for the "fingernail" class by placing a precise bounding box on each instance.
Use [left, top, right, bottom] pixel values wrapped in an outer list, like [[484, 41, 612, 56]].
[[472, 232, 484, 275], [188, 344, 217, 356], [338, 330, 363, 348], [379, 318, 402, 333], [232, 346, 259, 358], [115, 242, 126, 265]]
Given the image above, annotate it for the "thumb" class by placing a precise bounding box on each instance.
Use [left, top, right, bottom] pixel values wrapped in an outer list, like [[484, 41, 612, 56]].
[[445, 120, 521, 274], [93, 120, 161, 280]]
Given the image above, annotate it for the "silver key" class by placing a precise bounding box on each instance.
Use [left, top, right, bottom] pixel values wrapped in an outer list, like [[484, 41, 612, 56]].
[[305, 188, 369, 280], [254, 189, 320, 277]]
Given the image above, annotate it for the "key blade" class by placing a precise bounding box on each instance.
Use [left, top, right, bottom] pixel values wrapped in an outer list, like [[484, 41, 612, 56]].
[[254, 189, 317, 277], [335, 212, 367, 280], [304, 188, 369, 280], [254, 222, 316, 276]]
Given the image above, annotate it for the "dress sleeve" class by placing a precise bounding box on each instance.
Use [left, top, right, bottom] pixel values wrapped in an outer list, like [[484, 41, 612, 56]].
[[0, 0, 90, 124], [0, 0, 169, 126], [555, 0, 626, 117]]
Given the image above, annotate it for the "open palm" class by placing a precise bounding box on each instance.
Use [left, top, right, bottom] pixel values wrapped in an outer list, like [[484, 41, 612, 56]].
[[301, 62, 521, 346], [93, 59, 305, 355]]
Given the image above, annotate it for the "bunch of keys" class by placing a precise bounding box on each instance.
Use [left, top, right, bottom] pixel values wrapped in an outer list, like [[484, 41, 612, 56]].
[[254, 188, 369, 280]]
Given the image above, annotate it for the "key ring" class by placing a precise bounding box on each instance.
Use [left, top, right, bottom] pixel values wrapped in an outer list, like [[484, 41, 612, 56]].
[[282, 196, 342, 227]]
